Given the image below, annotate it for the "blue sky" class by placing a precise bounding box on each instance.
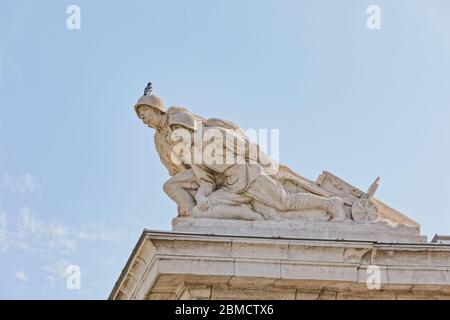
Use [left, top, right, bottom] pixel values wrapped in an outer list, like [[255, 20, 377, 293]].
[[0, 0, 449, 299]]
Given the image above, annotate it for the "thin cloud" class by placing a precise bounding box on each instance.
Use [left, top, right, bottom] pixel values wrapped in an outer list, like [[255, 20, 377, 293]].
[[1, 207, 130, 258], [19, 207, 42, 234], [0, 209, 6, 250], [1, 207, 132, 289], [42, 258, 71, 280], [14, 271, 27, 281], [3, 173, 40, 196]]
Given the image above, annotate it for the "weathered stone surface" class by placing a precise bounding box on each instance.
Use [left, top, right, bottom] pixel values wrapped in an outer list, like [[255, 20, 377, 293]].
[[147, 292, 177, 300], [295, 291, 321, 300], [172, 217, 426, 243], [231, 241, 289, 260], [228, 276, 275, 289], [179, 285, 212, 300], [211, 287, 296, 300], [235, 260, 281, 278], [157, 256, 235, 277], [109, 231, 450, 300]]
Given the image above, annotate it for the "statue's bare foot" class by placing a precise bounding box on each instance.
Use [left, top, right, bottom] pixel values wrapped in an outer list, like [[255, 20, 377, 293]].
[[177, 207, 191, 217], [177, 205, 192, 217], [328, 197, 346, 222]]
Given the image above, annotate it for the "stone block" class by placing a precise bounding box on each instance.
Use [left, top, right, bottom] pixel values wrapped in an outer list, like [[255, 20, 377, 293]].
[[235, 259, 281, 278], [281, 262, 357, 282], [158, 257, 235, 277]]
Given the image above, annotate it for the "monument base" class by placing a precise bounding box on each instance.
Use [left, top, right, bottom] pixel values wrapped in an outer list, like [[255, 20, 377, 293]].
[[109, 230, 450, 300], [172, 217, 426, 243]]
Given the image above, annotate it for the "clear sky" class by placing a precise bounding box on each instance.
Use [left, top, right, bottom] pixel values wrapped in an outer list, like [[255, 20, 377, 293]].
[[0, 0, 449, 299]]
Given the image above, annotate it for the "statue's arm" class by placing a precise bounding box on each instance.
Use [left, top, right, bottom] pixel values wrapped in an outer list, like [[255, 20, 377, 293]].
[[154, 131, 185, 177]]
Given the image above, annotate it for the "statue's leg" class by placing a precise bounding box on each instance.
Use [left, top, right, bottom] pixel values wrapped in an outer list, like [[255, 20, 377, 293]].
[[193, 189, 262, 220], [245, 174, 345, 220], [163, 169, 198, 214], [192, 204, 263, 221]]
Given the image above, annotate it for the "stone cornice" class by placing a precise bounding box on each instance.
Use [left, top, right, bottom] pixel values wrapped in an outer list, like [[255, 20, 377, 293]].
[[109, 230, 450, 300]]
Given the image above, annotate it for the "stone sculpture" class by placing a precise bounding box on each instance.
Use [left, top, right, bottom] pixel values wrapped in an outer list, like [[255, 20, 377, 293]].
[[134, 83, 381, 223]]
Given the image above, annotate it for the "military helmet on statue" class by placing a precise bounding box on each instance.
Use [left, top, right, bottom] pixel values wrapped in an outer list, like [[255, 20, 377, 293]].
[[134, 82, 165, 117]]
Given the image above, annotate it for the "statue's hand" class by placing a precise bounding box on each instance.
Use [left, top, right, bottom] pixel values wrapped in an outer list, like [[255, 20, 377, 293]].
[[196, 196, 211, 211]]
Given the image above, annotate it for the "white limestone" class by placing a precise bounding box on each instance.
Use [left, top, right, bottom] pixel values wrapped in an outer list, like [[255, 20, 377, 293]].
[[172, 217, 426, 243], [109, 231, 450, 300]]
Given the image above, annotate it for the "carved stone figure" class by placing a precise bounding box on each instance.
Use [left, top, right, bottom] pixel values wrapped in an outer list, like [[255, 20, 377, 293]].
[[134, 83, 200, 216], [134, 83, 381, 223], [134, 83, 268, 217]]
